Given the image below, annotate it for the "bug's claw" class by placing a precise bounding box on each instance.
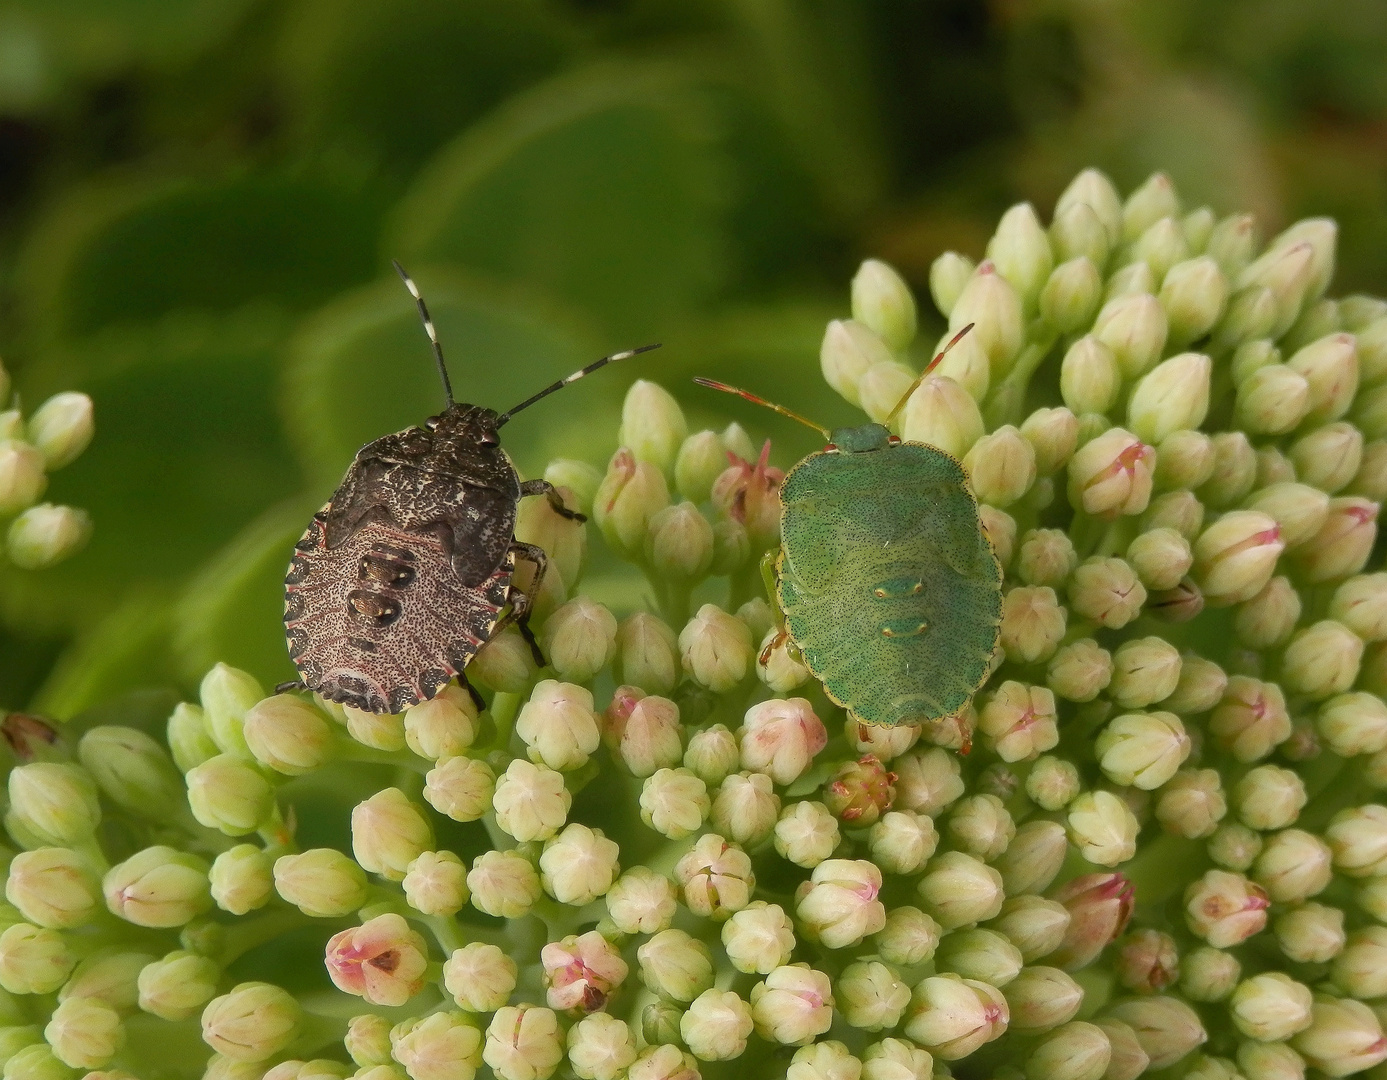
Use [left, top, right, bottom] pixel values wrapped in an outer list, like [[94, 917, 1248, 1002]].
[[275, 679, 306, 695], [759, 628, 791, 667]]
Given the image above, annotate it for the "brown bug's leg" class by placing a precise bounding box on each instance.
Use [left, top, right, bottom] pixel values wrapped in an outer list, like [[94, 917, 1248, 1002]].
[[756, 547, 804, 665], [519, 478, 587, 523], [455, 668, 486, 713], [274, 679, 306, 695], [495, 541, 550, 666]]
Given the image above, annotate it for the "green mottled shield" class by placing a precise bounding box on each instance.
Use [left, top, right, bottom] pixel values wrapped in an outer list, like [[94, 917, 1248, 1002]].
[[776, 434, 1002, 727]]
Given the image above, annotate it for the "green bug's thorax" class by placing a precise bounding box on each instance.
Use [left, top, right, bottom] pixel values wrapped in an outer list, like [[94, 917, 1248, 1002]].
[[827, 423, 893, 454]]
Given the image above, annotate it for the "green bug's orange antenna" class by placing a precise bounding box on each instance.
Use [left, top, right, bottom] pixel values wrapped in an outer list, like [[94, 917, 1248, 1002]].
[[883, 323, 976, 427], [692, 378, 832, 440]]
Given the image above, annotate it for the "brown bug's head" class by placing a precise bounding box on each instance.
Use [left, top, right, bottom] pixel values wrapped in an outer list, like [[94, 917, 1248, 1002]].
[[425, 403, 502, 447]]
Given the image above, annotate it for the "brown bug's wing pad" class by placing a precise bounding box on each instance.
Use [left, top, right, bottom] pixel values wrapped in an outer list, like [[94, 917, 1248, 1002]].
[[778, 444, 1001, 726], [284, 510, 510, 713]]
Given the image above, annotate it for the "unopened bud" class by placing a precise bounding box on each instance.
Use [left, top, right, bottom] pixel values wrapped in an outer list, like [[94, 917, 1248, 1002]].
[[1295, 495, 1379, 582], [1254, 829, 1333, 903], [852, 259, 918, 350], [1066, 790, 1139, 866], [613, 612, 679, 696], [1274, 902, 1346, 964], [470, 628, 537, 694], [979, 681, 1059, 762], [1068, 429, 1154, 519], [351, 787, 433, 879], [1156, 769, 1227, 839], [5, 504, 90, 570], [999, 587, 1066, 666], [684, 723, 739, 786], [674, 833, 754, 919], [1291, 421, 1363, 495], [201, 981, 301, 1062], [25, 392, 92, 471], [966, 426, 1036, 508], [1040, 257, 1102, 332], [929, 253, 976, 320], [1061, 337, 1120, 416], [1051, 199, 1111, 267], [1233, 765, 1306, 830], [1230, 973, 1313, 1042], [593, 448, 669, 559], [1318, 692, 1387, 757], [1153, 430, 1215, 492], [1115, 928, 1179, 994], [679, 604, 752, 692], [1185, 870, 1269, 947], [1027, 1020, 1112, 1080], [1068, 557, 1146, 629], [1291, 996, 1387, 1077], [903, 974, 1009, 1060], [821, 319, 893, 407], [1234, 576, 1301, 649], [273, 848, 368, 918], [1130, 216, 1190, 282], [900, 375, 984, 458], [1047, 638, 1113, 702], [774, 800, 839, 869], [950, 262, 1025, 375], [1162, 256, 1229, 347], [1199, 432, 1258, 508], [1093, 294, 1168, 380], [997, 820, 1068, 896], [483, 1005, 564, 1080], [1238, 242, 1315, 339], [1106, 260, 1156, 301], [1282, 619, 1363, 700], [987, 203, 1055, 309]]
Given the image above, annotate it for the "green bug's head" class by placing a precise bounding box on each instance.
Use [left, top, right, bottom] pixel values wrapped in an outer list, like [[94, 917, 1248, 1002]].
[[829, 423, 896, 454]]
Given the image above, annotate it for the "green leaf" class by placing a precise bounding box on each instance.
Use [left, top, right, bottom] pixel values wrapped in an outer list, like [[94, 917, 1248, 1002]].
[[386, 60, 730, 342]]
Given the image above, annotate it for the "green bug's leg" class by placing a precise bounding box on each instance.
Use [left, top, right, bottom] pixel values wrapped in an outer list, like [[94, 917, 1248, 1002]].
[[756, 548, 804, 666]]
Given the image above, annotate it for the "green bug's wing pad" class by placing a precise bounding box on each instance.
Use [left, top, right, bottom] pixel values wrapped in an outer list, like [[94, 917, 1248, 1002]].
[[778, 444, 1001, 726]]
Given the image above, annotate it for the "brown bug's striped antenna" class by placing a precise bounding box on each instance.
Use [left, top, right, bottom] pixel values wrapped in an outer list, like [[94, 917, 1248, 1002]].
[[693, 378, 832, 440], [884, 322, 976, 427], [496, 343, 661, 427], [392, 260, 454, 407]]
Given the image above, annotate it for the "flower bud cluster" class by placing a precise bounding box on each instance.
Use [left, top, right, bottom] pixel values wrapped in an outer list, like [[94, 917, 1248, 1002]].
[[0, 382, 94, 569]]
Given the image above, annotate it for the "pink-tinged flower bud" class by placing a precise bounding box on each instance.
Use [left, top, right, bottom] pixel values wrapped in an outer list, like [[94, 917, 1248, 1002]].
[[1184, 870, 1269, 947], [351, 787, 433, 880], [201, 981, 301, 1063], [740, 698, 827, 785], [824, 756, 897, 826], [893, 747, 965, 817], [0, 921, 73, 994], [389, 1011, 482, 1080], [1061, 336, 1121, 415], [1326, 804, 1387, 876], [1114, 929, 1179, 994], [1068, 429, 1155, 519], [711, 440, 783, 554], [901, 375, 984, 459], [675, 833, 754, 919], [423, 755, 494, 823], [541, 930, 627, 1014], [1244, 484, 1328, 552], [821, 319, 894, 407], [1254, 829, 1333, 902], [483, 1004, 563, 1080], [1274, 901, 1345, 964], [1192, 511, 1283, 607], [467, 850, 541, 918], [711, 772, 779, 846], [796, 859, 886, 949], [1106, 996, 1206, 1071], [677, 988, 752, 1062], [639, 768, 709, 840], [517, 680, 599, 772], [1049, 874, 1134, 971], [325, 914, 428, 1008], [917, 851, 1003, 929], [1329, 572, 1387, 641], [998, 586, 1066, 666], [1295, 496, 1379, 582], [904, 974, 1008, 1060], [1209, 676, 1290, 761], [679, 605, 753, 692], [1046, 639, 1113, 703], [1291, 421, 1364, 494], [1067, 791, 1139, 866], [593, 448, 670, 560], [1233, 765, 1306, 830], [997, 819, 1069, 896], [1232, 972, 1315, 1043], [838, 961, 911, 1031], [636, 928, 712, 1003], [1067, 557, 1146, 629], [540, 823, 619, 906], [1005, 966, 1085, 1035], [1282, 620, 1363, 699], [978, 682, 1058, 763], [103, 846, 211, 928], [1026, 1020, 1113, 1080], [774, 801, 840, 868], [5, 847, 98, 930], [949, 261, 1025, 375], [443, 941, 517, 1013], [1156, 769, 1227, 839], [613, 613, 679, 695], [875, 906, 941, 967], [1096, 711, 1189, 790], [493, 759, 570, 842], [1292, 996, 1387, 1077], [567, 1012, 636, 1080]]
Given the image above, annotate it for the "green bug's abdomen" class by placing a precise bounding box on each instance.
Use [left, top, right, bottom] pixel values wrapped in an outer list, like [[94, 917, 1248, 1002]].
[[776, 441, 1002, 728]]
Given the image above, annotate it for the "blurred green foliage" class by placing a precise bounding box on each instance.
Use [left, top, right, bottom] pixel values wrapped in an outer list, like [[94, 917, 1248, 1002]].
[[1, 0, 1384, 714]]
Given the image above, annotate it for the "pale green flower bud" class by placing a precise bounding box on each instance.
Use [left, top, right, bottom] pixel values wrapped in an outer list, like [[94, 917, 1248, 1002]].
[[542, 458, 602, 516], [492, 758, 569, 842], [6, 763, 99, 851], [1209, 675, 1290, 761], [950, 262, 1024, 375], [1046, 638, 1113, 702], [1234, 576, 1301, 650], [675, 833, 754, 919], [862, 1038, 932, 1080], [1192, 510, 1283, 606], [1232, 765, 1305, 830], [208, 844, 272, 916], [400, 686, 477, 763], [977, 681, 1058, 763], [966, 426, 1036, 508], [200, 981, 301, 1063], [631, 1043, 700, 1080], [683, 723, 738, 786], [1295, 495, 1379, 582], [167, 701, 218, 774], [345, 1014, 394, 1068], [1271, 902, 1345, 965], [997, 586, 1065, 666], [1257, 449, 1298, 491], [1169, 948, 1237, 1009], [1110, 636, 1183, 708], [636, 928, 712, 1003], [937, 927, 1023, 989], [917, 851, 1003, 929], [198, 663, 264, 759], [1319, 692, 1387, 757], [44, 996, 123, 1069], [1093, 293, 1168, 380], [859, 363, 922, 427], [441, 942, 517, 1015], [1186, 207, 1221, 255], [1328, 572, 1387, 641], [837, 961, 910, 1032], [483, 1005, 563, 1080], [773, 800, 839, 869], [1215, 285, 1279, 353], [925, 326, 989, 402], [1051, 199, 1111, 267], [945, 794, 1014, 862], [4, 847, 97, 929], [1125, 528, 1191, 593], [1197, 432, 1257, 510], [238, 695, 335, 776], [351, 787, 433, 880], [565, 1013, 637, 1080], [401, 850, 468, 917], [797, 859, 886, 949], [1027, 1021, 1112, 1080], [1283, 619, 1363, 699], [673, 989, 749, 1063], [1068, 429, 1155, 519], [514, 680, 598, 772], [1162, 256, 1228, 347], [1272, 217, 1336, 301], [1122, 173, 1180, 241], [593, 448, 669, 559], [674, 430, 726, 504], [137, 950, 219, 1021], [273, 848, 368, 917], [1237, 241, 1314, 339], [1060, 337, 1120, 416], [1068, 557, 1146, 629], [1097, 711, 1189, 789], [1203, 211, 1257, 277], [0, 922, 73, 994], [821, 319, 893, 407], [1243, 362, 1322, 439], [997, 819, 1068, 896], [988, 900, 1067, 970], [748, 964, 834, 1047], [470, 627, 538, 694], [904, 974, 1008, 1060], [1185, 869, 1270, 947], [1006, 966, 1086, 1035], [6, 502, 89, 570], [1105, 260, 1156, 301], [1058, 169, 1124, 246], [539, 822, 618, 906], [873, 906, 939, 967], [1067, 790, 1139, 866], [58, 948, 150, 1013], [739, 697, 827, 785], [929, 252, 976, 319], [679, 604, 751, 692], [1284, 336, 1359, 427], [1232, 338, 1281, 386], [1290, 423, 1362, 497], [862, 810, 935, 876], [516, 481, 586, 598], [1017, 529, 1076, 588], [1131, 216, 1191, 284], [2, 1044, 75, 1079], [1143, 491, 1205, 543], [390, 1011, 482, 1079], [987, 203, 1054, 308], [102, 845, 211, 928], [1106, 996, 1207, 1071], [852, 259, 918, 350], [1039, 257, 1102, 333], [1017, 411, 1076, 479], [1254, 829, 1333, 902], [1238, 1041, 1306, 1080], [900, 375, 984, 458], [185, 754, 274, 836], [540, 596, 615, 682], [1244, 483, 1328, 551], [1024, 756, 1079, 812], [1329, 926, 1387, 1001], [422, 755, 493, 823], [1155, 769, 1226, 839], [1292, 996, 1387, 1077], [638, 768, 708, 840], [646, 501, 715, 582], [712, 771, 779, 846], [606, 617, 679, 698], [1326, 804, 1387, 877], [893, 747, 965, 816], [23, 393, 92, 474], [1355, 311, 1387, 376], [1233, 974, 1314, 1043], [1153, 430, 1214, 492], [0, 440, 46, 516], [619, 379, 687, 476]]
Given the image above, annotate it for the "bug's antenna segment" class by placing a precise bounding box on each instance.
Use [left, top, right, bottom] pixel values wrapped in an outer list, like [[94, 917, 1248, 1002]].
[[884, 323, 975, 427], [496, 343, 662, 427], [392, 260, 454, 407], [693, 378, 832, 440]]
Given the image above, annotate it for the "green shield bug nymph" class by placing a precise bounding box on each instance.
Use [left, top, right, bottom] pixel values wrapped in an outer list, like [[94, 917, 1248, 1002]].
[[697, 326, 1001, 730]]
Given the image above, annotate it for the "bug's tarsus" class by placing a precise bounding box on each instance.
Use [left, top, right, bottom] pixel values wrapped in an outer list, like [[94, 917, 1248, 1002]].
[[497, 343, 662, 427], [455, 669, 485, 713], [692, 378, 832, 440], [883, 322, 975, 427], [519, 478, 587, 523], [392, 260, 455, 408], [274, 679, 306, 695]]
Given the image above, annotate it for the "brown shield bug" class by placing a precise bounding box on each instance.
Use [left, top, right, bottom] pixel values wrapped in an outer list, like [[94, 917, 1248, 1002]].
[[281, 262, 657, 714]]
